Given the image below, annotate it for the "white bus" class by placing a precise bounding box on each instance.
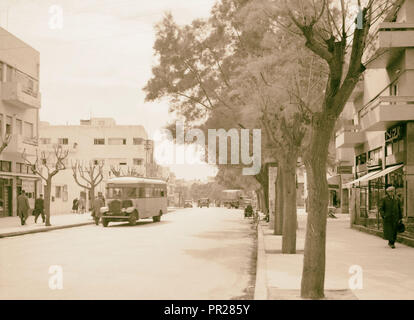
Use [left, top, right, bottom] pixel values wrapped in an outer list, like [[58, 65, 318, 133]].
[[101, 177, 167, 227]]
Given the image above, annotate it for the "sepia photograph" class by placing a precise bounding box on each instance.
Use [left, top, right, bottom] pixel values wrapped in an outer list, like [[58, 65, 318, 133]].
[[0, 0, 414, 308]]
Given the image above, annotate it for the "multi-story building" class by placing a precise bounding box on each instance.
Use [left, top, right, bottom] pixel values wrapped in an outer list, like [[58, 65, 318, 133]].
[[335, 0, 414, 233], [0, 27, 41, 217], [39, 118, 151, 214]]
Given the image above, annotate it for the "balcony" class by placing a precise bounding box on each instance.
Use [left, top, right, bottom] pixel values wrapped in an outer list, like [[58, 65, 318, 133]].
[[359, 96, 414, 131], [3, 134, 38, 156], [379, 22, 414, 48], [1, 82, 41, 109], [335, 125, 366, 149]]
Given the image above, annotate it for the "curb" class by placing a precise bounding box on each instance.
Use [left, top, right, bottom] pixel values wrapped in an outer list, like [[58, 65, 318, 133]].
[[351, 224, 414, 248], [254, 222, 268, 300], [0, 222, 95, 239]]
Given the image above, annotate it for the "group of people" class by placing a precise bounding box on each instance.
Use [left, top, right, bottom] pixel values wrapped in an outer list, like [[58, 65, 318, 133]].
[[71, 197, 86, 214], [17, 190, 44, 226]]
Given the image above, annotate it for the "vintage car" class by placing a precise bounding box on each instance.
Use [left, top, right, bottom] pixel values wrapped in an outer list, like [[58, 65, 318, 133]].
[[184, 200, 193, 208], [198, 198, 210, 208]]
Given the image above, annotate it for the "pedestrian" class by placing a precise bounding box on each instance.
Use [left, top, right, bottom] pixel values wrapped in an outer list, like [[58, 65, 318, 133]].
[[379, 186, 403, 249], [17, 190, 30, 226], [93, 195, 104, 225], [72, 198, 79, 213], [34, 194, 45, 223], [78, 197, 85, 214]]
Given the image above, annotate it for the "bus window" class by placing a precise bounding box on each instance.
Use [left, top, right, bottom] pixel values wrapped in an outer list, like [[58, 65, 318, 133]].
[[107, 187, 122, 199], [161, 190, 165, 197], [124, 188, 136, 199], [146, 187, 153, 198], [138, 187, 145, 198]]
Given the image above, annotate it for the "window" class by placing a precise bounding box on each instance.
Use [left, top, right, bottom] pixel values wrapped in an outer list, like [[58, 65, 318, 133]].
[[119, 162, 127, 166], [133, 158, 143, 166], [108, 138, 127, 145], [16, 163, 30, 174], [356, 153, 367, 166], [124, 188, 137, 199], [145, 187, 153, 198], [138, 187, 145, 198], [16, 119, 23, 135], [6, 116, 12, 135], [40, 138, 51, 144], [58, 138, 69, 145], [94, 138, 105, 145], [133, 138, 144, 145], [0, 161, 11, 172], [55, 186, 62, 198], [23, 122, 34, 138]]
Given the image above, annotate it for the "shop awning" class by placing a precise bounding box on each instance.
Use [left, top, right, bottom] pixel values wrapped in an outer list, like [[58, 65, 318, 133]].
[[343, 170, 381, 189], [343, 164, 404, 188], [363, 164, 404, 181]]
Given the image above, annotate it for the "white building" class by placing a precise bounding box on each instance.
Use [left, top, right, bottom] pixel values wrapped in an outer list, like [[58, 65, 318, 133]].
[[0, 26, 41, 217], [39, 118, 150, 214]]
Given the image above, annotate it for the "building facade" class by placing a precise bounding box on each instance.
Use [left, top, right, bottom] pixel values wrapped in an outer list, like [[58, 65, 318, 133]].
[[0, 26, 41, 217], [335, 0, 414, 233], [39, 118, 151, 214]]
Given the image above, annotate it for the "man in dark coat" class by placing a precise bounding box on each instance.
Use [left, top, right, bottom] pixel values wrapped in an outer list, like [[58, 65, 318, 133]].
[[379, 186, 403, 249], [17, 190, 30, 225], [93, 195, 104, 225], [34, 194, 45, 223]]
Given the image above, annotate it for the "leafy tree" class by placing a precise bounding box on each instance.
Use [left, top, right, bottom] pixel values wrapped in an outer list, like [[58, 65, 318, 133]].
[[274, 0, 399, 298]]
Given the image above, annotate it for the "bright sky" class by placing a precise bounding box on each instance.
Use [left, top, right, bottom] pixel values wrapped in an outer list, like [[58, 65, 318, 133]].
[[0, 0, 218, 180]]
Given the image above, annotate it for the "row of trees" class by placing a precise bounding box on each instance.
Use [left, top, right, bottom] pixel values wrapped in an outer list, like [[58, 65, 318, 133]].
[[144, 0, 399, 299]]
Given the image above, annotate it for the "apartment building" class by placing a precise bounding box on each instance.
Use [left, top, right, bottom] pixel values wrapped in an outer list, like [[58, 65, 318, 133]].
[[39, 118, 152, 214], [0, 27, 41, 217], [335, 0, 414, 233]]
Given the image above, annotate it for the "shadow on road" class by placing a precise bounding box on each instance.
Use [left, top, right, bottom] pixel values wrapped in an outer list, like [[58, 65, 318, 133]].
[[104, 220, 172, 228]]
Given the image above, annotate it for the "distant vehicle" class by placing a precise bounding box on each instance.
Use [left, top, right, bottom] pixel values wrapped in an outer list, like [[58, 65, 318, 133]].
[[198, 198, 210, 208], [100, 177, 167, 227], [244, 204, 253, 218], [184, 200, 193, 208], [222, 190, 244, 209]]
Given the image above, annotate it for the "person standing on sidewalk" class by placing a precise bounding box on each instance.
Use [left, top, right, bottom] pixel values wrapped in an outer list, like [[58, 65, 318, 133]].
[[379, 186, 403, 249], [78, 197, 85, 214], [93, 195, 104, 225], [33, 194, 45, 224], [17, 190, 30, 226], [72, 198, 79, 213]]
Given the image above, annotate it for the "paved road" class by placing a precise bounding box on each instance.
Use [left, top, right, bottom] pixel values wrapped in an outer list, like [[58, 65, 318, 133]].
[[0, 207, 256, 300]]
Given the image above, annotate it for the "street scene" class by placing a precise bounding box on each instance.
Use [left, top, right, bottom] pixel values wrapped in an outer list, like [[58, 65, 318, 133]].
[[1, 0, 414, 302]]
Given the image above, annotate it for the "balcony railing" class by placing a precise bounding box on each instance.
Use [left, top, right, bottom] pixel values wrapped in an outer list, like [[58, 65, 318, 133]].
[[379, 22, 414, 48], [359, 96, 414, 119], [335, 125, 366, 149]]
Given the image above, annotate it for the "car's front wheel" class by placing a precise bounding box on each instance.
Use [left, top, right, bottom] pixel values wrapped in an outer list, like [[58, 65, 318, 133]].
[[102, 219, 109, 227], [153, 210, 162, 222], [129, 211, 138, 226]]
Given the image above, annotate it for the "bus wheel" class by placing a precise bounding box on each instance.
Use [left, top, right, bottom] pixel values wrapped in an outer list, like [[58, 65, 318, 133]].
[[129, 211, 138, 226], [153, 211, 162, 223], [102, 219, 109, 227]]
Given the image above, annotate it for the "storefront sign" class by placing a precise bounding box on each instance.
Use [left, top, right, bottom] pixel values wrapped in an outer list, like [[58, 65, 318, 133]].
[[385, 125, 404, 142]]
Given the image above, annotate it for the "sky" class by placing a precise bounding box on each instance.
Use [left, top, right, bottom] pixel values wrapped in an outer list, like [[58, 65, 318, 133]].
[[0, 0, 218, 180]]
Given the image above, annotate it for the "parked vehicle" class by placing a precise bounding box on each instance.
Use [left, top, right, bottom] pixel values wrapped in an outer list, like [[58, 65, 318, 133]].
[[198, 198, 210, 208], [100, 177, 167, 227], [222, 190, 244, 209], [184, 200, 193, 208]]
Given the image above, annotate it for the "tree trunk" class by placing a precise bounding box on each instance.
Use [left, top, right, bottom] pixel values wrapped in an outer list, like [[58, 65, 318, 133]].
[[300, 117, 334, 299], [282, 159, 298, 254], [44, 178, 52, 227], [274, 165, 284, 235], [89, 186, 95, 212]]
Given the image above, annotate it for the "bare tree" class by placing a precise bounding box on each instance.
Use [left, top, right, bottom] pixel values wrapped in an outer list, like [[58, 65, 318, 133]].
[[22, 145, 69, 226], [72, 160, 104, 209], [110, 165, 143, 178]]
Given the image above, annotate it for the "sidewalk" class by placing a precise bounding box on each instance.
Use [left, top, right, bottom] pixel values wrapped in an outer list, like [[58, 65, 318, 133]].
[[255, 210, 414, 300], [0, 213, 94, 238]]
